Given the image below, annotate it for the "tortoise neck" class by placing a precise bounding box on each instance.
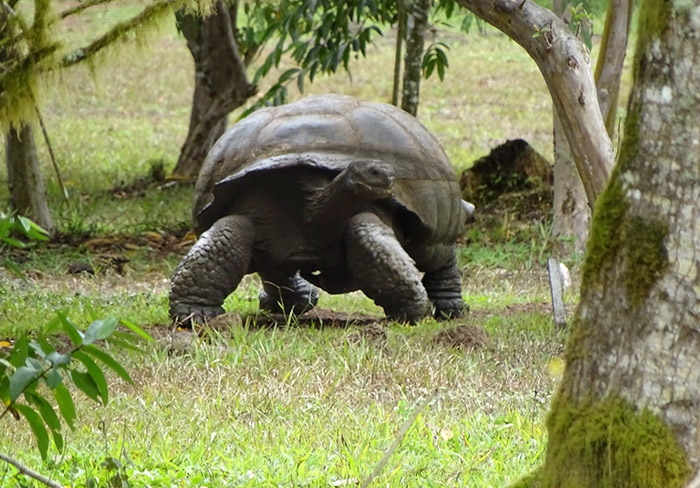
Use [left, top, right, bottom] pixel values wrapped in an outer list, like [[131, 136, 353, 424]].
[[305, 169, 360, 229]]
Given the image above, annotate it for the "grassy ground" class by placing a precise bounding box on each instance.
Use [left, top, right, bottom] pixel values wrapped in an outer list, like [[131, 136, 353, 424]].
[[0, 3, 601, 487]]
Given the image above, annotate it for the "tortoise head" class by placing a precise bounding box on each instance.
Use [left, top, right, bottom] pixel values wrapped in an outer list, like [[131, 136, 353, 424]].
[[344, 160, 395, 200]]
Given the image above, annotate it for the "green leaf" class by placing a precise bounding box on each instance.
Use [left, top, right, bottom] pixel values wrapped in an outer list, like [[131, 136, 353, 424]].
[[69, 370, 100, 403], [72, 351, 108, 404], [45, 369, 63, 389], [26, 391, 61, 432], [106, 336, 147, 354], [2, 236, 25, 248], [83, 345, 132, 384], [17, 215, 32, 233], [47, 351, 71, 369], [15, 404, 49, 460], [57, 312, 83, 346], [8, 336, 28, 368], [25, 357, 43, 372], [119, 319, 154, 342], [83, 317, 118, 345], [10, 366, 37, 402], [54, 384, 76, 428]]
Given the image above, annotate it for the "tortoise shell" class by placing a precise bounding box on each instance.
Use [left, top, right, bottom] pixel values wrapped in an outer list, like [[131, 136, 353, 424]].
[[193, 94, 465, 242]]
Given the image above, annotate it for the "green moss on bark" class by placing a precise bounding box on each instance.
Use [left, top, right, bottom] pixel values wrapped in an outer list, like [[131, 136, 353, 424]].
[[543, 395, 691, 488], [633, 0, 672, 80], [507, 467, 544, 488], [622, 217, 669, 307], [581, 178, 628, 286]]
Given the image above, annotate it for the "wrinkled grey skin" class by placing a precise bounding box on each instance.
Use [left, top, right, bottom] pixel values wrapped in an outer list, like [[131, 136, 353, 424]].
[[169, 95, 472, 326]]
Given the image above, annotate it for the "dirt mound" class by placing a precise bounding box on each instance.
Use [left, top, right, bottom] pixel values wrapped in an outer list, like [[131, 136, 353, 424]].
[[460, 139, 553, 240], [460, 139, 552, 206], [433, 324, 489, 351]]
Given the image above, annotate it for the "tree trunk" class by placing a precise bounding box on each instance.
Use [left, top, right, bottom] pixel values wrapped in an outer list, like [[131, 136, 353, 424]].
[[594, 0, 633, 136], [551, 114, 590, 254], [454, 0, 614, 205], [5, 124, 53, 231], [1, 5, 53, 231], [401, 0, 430, 116], [550, 0, 589, 254], [171, 1, 256, 179], [391, 0, 406, 107], [523, 1, 700, 485]]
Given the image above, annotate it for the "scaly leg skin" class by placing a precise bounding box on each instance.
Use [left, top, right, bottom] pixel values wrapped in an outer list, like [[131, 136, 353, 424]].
[[346, 212, 429, 323], [169, 215, 254, 327], [258, 272, 319, 315], [422, 250, 468, 320]]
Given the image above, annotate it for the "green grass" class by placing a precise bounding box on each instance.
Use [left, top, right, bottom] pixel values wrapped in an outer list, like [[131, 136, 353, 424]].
[[0, 3, 600, 487]]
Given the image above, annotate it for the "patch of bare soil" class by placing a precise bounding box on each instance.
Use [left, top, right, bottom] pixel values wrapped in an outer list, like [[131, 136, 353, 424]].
[[433, 324, 490, 351], [257, 308, 385, 328], [345, 322, 389, 351]]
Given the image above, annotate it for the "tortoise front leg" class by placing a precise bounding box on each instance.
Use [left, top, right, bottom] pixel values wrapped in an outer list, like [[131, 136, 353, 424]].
[[346, 212, 429, 323], [421, 249, 467, 320], [258, 272, 319, 315], [169, 215, 254, 326]]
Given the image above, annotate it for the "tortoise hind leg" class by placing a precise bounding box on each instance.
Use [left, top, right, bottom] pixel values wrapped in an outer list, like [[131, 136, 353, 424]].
[[422, 250, 467, 320], [169, 215, 254, 326], [346, 212, 429, 323], [258, 272, 319, 315]]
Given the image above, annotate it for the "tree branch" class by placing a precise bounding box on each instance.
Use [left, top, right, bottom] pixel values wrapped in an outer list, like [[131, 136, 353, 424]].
[[454, 0, 614, 205], [0, 452, 62, 488]]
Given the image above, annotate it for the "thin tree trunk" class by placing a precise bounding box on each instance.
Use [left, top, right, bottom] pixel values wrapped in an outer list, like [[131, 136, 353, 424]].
[[551, 114, 590, 253], [401, 0, 430, 116], [550, 0, 589, 253], [391, 0, 406, 106], [454, 0, 614, 205], [594, 0, 632, 136], [5, 124, 53, 231], [171, 1, 255, 179], [529, 1, 700, 484]]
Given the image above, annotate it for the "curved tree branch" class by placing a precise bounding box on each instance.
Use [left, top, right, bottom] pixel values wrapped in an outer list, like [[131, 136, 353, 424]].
[[454, 0, 614, 205], [0, 452, 62, 488]]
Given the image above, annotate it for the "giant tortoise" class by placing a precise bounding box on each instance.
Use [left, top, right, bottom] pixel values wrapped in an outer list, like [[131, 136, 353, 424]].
[[170, 94, 473, 325]]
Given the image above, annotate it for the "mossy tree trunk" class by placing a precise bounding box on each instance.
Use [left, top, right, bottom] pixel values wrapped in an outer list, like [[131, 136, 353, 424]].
[[529, 0, 700, 485], [171, 1, 255, 179], [5, 124, 53, 231], [0, 10, 53, 231]]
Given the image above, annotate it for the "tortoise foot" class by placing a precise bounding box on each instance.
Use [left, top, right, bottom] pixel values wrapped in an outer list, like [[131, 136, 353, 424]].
[[170, 303, 225, 328], [259, 272, 319, 316]]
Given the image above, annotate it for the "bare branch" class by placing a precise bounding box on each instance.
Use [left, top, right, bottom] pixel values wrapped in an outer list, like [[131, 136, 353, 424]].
[[454, 0, 615, 205], [0, 451, 62, 488]]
